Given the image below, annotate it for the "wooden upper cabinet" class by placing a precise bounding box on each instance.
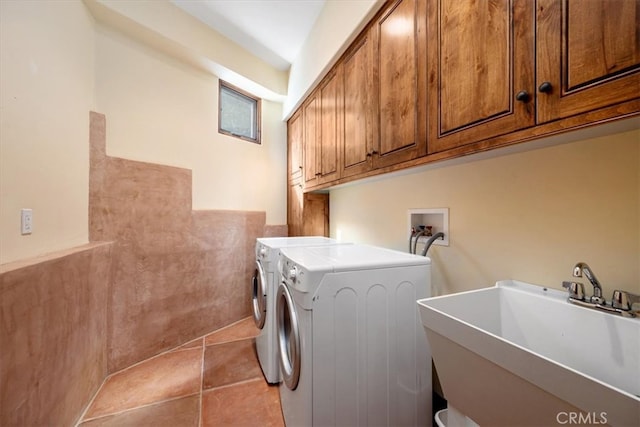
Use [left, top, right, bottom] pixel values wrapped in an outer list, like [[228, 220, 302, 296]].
[[536, 0, 640, 123], [373, 0, 427, 168], [287, 108, 303, 183], [303, 69, 342, 189], [287, 0, 638, 194], [341, 31, 375, 178], [427, 0, 536, 154]]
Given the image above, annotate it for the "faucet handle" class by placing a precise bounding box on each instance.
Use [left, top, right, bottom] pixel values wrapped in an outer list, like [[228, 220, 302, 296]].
[[562, 281, 585, 301], [611, 290, 640, 311]]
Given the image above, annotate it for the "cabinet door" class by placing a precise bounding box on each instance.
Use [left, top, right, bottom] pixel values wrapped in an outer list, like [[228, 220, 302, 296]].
[[287, 109, 303, 182], [536, 0, 640, 123], [302, 93, 319, 187], [287, 183, 329, 237], [341, 31, 375, 178], [302, 193, 329, 237], [287, 182, 304, 237], [427, 0, 535, 154], [318, 70, 341, 185], [374, 0, 427, 168]]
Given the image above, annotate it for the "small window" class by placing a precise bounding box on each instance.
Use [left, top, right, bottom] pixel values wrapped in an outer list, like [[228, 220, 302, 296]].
[[219, 80, 261, 144]]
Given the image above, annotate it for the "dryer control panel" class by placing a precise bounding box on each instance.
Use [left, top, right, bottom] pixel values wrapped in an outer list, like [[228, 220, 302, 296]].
[[279, 257, 298, 284], [279, 257, 315, 294], [277, 247, 335, 296]]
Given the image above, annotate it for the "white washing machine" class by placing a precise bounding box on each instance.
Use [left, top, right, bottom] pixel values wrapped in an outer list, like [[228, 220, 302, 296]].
[[252, 237, 349, 384], [276, 244, 432, 427]]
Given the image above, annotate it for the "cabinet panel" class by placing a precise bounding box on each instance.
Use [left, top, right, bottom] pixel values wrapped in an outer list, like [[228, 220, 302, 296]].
[[374, 0, 427, 167], [287, 109, 303, 182], [303, 93, 319, 187], [566, 0, 639, 88], [439, 0, 509, 133], [288, 182, 329, 237], [536, 0, 640, 123], [427, 0, 535, 154], [287, 182, 304, 237], [342, 32, 375, 178], [319, 70, 341, 185], [303, 193, 330, 237]]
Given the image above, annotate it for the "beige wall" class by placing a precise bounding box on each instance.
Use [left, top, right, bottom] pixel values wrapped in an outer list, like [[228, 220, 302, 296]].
[[1, 1, 288, 264], [0, 0, 95, 264], [84, 0, 288, 100], [331, 130, 640, 298], [94, 25, 287, 224]]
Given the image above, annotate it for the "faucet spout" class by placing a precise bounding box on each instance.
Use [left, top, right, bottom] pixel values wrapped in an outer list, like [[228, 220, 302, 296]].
[[572, 262, 604, 304]]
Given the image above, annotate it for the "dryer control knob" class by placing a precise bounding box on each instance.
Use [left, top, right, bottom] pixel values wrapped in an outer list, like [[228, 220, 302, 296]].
[[259, 247, 267, 257], [288, 267, 298, 281]]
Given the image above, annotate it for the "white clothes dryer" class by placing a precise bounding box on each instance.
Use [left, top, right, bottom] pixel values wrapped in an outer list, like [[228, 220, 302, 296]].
[[276, 244, 432, 427], [252, 237, 349, 384]]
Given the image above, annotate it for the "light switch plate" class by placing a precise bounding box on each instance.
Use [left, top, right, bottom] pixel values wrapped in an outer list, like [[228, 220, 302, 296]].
[[21, 208, 33, 235]]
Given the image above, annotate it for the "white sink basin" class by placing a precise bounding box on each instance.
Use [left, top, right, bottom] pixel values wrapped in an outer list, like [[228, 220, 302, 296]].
[[418, 280, 640, 427]]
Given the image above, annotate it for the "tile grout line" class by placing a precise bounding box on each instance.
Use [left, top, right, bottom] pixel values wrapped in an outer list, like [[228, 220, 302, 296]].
[[73, 373, 111, 427], [79, 392, 202, 423], [204, 334, 259, 348], [105, 347, 197, 379], [207, 316, 253, 335], [79, 348, 204, 421], [104, 316, 253, 380], [205, 376, 265, 393], [76, 317, 257, 425]]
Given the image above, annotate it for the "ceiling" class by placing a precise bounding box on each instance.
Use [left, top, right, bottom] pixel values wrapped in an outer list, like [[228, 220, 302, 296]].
[[172, 0, 326, 71]]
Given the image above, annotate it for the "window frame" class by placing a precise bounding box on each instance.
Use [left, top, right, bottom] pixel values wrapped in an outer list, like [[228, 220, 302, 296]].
[[218, 80, 262, 145]]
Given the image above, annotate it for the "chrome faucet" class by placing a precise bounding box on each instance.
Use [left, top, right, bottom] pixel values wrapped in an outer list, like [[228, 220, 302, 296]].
[[572, 262, 604, 304], [562, 262, 638, 318]]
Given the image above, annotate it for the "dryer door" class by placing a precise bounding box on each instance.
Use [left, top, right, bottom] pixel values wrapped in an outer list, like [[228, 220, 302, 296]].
[[276, 282, 301, 390], [252, 260, 267, 329]]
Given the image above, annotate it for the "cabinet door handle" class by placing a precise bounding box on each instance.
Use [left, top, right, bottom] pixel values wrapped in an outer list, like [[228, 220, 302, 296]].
[[315, 172, 321, 176], [298, 166, 303, 170], [538, 81, 553, 93], [366, 152, 372, 157], [371, 150, 379, 155], [515, 91, 530, 103]]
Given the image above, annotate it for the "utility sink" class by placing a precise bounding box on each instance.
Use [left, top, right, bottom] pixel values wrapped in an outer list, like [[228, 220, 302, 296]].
[[417, 280, 640, 427]]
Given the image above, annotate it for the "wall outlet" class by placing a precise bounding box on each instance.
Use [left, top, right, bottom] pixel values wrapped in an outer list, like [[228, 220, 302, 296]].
[[21, 208, 33, 235]]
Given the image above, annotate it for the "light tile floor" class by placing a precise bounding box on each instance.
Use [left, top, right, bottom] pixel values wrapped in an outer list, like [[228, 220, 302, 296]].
[[78, 318, 284, 427]]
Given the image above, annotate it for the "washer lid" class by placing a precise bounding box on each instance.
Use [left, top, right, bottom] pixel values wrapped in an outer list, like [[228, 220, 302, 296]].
[[302, 244, 431, 272], [256, 236, 343, 249], [278, 246, 337, 274], [280, 244, 430, 274]]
